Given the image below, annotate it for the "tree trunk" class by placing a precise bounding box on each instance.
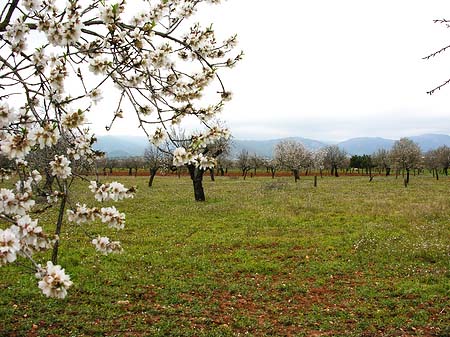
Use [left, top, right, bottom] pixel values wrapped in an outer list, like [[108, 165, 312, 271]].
[[406, 169, 410, 184], [271, 168, 275, 179], [188, 165, 206, 201], [209, 168, 215, 181], [128, 167, 132, 176], [293, 169, 300, 182], [43, 169, 54, 191], [243, 168, 248, 180], [334, 165, 339, 177], [148, 168, 158, 187], [52, 184, 67, 265], [435, 169, 439, 181], [386, 167, 391, 176], [314, 175, 317, 187]]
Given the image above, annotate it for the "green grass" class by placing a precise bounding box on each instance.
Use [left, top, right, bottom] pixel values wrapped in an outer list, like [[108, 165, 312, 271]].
[[1, 174, 449, 336]]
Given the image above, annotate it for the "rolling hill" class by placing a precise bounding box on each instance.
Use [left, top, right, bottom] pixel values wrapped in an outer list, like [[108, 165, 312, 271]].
[[93, 134, 450, 158]]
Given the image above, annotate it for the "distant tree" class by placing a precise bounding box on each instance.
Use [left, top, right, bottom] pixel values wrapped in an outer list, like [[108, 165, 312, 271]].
[[424, 149, 440, 180], [372, 149, 391, 176], [312, 148, 326, 178], [389, 138, 422, 185], [144, 145, 171, 187], [435, 145, 450, 176], [249, 153, 264, 177], [168, 126, 230, 201], [262, 157, 278, 179], [323, 145, 347, 177], [237, 150, 252, 179], [274, 140, 311, 182], [350, 155, 364, 172], [0, 155, 13, 182]]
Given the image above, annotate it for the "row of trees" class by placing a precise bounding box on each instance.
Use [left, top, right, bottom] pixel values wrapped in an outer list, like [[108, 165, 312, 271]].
[[230, 138, 450, 184], [81, 137, 448, 187]]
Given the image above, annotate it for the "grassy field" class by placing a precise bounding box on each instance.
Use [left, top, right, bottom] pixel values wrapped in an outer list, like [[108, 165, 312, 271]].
[[1, 174, 449, 336]]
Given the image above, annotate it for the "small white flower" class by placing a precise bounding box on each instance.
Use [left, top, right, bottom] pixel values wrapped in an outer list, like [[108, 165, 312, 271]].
[[88, 88, 103, 105], [92, 236, 122, 255], [37, 261, 73, 299], [173, 147, 187, 166], [100, 206, 125, 230], [50, 155, 71, 179], [0, 228, 20, 265]]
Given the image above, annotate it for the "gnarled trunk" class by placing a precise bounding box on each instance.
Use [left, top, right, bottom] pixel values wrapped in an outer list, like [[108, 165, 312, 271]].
[[188, 165, 206, 201], [148, 168, 158, 187], [293, 169, 300, 182]]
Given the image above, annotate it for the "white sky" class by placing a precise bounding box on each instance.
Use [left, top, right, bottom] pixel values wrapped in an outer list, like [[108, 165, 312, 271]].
[[93, 0, 450, 142]]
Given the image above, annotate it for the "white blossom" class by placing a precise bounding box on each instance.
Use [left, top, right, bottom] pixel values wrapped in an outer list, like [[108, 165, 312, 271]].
[[37, 261, 73, 299], [0, 228, 20, 265], [28, 124, 60, 149], [67, 204, 98, 224], [13, 215, 52, 254], [0, 102, 18, 128], [173, 147, 187, 166], [50, 155, 72, 179], [88, 88, 103, 104], [151, 127, 166, 146], [92, 236, 122, 255], [100, 206, 125, 229]]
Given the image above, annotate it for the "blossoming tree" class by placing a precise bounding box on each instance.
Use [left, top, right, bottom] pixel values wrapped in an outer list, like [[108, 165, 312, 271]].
[[274, 140, 311, 182], [0, 0, 240, 298], [389, 138, 422, 185]]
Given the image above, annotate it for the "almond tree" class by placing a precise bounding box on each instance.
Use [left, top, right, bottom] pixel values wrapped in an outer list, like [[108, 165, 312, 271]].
[[389, 138, 422, 185], [262, 157, 278, 179], [312, 148, 326, 178], [372, 148, 391, 176], [237, 149, 252, 179], [0, 0, 239, 298], [274, 140, 311, 182], [424, 149, 440, 180], [144, 144, 171, 187], [323, 145, 347, 177], [435, 145, 450, 176]]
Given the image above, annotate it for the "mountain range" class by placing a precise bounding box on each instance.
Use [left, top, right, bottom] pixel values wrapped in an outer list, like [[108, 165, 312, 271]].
[[93, 134, 450, 158]]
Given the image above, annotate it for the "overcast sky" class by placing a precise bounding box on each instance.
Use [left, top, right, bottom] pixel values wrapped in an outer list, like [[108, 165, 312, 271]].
[[94, 0, 450, 142]]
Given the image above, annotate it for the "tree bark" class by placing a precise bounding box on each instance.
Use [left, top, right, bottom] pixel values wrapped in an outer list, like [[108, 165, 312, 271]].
[[406, 169, 410, 184], [43, 169, 54, 191], [386, 167, 391, 176], [52, 184, 67, 265], [293, 169, 300, 182], [148, 168, 158, 187], [188, 165, 206, 201], [209, 168, 215, 181]]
